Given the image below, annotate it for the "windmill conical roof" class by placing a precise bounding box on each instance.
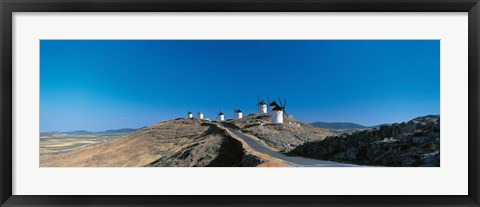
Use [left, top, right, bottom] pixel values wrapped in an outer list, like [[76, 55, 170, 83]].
[[259, 100, 266, 105], [219, 112, 224, 115], [235, 109, 242, 113], [269, 101, 278, 106], [271, 105, 284, 111]]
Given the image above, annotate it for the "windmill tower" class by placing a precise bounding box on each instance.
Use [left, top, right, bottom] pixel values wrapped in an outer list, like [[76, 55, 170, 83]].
[[271, 106, 284, 124], [256, 95, 267, 114], [271, 98, 288, 124], [234, 109, 243, 119], [197, 112, 204, 120], [217, 112, 225, 121], [187, 112, 193, 119]]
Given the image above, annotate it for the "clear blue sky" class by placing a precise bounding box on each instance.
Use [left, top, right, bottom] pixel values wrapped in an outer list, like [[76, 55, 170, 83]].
[[40, 40, 440, 132]]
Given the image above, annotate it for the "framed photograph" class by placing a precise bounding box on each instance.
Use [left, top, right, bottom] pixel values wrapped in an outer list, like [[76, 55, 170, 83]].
[[1, 0, 479, 206]]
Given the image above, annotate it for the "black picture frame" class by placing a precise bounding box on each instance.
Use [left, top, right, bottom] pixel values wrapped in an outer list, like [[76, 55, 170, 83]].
[[1, 0, 479, 206]]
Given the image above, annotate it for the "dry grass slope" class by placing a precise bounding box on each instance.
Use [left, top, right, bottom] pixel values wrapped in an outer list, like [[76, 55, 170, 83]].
[[41, 119, 220, 167]]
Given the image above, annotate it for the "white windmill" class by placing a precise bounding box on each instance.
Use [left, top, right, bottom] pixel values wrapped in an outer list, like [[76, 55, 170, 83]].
[[232, 104, 243, 119], [187, 112, 193, 119], [271, 106, 283, 124], [217, 111, 225, 121], [271, 98, 288, 124], [256, 95, 267, 114], [234, 109, 243, 119], [197, 112, 204, 120]]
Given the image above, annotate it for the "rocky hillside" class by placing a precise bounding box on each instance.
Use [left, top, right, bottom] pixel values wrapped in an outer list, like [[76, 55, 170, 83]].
[[225, 114, 334, 152], [290, 115, 440, 167], [41, 119, 286, 167]]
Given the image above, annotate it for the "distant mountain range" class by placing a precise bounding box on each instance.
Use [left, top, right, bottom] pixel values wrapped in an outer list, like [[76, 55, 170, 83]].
[[309, 121, 389, 130], [44, 127, 147, 135], [309, 122, 369, 129]]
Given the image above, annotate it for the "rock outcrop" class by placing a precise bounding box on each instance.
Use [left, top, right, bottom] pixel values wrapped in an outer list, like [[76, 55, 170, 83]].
[[289, 115, 440, 167]]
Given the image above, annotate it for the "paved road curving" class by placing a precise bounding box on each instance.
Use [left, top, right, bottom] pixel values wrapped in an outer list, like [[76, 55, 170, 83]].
[[221, 124, 357, 167]]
